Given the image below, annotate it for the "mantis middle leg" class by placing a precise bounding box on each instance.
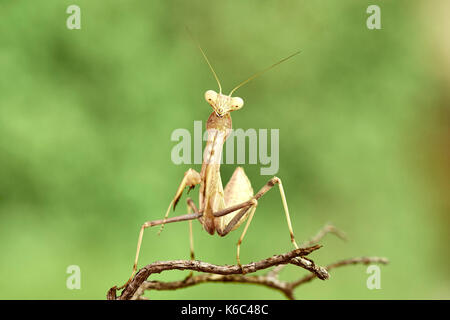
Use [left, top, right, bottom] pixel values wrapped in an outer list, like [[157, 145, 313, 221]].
[[216, 172, 299, 267], [119, 169, 201, 289]]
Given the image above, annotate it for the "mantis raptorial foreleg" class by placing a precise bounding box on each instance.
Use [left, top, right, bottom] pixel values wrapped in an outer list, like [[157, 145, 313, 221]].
[[157, 168, 201, 235]]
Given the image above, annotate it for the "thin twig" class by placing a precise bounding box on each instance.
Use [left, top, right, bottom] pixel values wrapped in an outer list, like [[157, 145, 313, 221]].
[[269, 223, 348, 278], [290, 256, 389, 289], [300, 223, 347, 248]]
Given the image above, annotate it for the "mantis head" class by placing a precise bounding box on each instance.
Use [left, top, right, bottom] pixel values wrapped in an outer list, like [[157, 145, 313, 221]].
[[205, 90, 244, 117]]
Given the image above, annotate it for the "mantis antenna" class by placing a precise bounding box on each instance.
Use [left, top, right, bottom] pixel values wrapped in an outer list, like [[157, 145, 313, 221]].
[[186, 27, 223, 94], [229, 50, 302, 96]]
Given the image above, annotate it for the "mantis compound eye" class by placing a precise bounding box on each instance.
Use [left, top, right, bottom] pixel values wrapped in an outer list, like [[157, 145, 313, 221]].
[[230, 96, 244, 111], [205, 90, 217, 104]]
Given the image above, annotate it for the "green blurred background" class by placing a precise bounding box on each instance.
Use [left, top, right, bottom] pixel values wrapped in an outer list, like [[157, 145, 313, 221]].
[[0, 0, 449, 299]]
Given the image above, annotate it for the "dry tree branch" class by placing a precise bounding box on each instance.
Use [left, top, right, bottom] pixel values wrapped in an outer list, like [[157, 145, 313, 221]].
[[131, 256, 388, 300], [107, 224, 388, 300], [108, 245, 324, 300]]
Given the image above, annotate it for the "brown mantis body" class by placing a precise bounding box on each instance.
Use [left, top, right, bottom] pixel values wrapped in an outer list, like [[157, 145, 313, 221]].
[[119, 38, 301, 289]]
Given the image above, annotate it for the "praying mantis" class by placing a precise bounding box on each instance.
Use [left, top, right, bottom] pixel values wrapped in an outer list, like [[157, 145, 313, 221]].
[[119, 35, 301, 289]]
